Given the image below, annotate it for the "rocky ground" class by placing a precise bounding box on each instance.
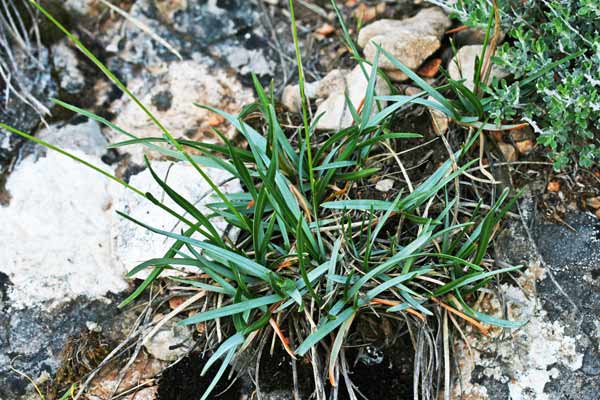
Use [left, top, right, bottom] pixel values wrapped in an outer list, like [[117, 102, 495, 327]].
[[0, 1, 598, 399], [455, 196, 600, 400]]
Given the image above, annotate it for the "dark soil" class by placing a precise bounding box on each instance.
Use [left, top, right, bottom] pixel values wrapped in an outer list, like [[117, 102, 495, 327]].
[[257, 345, 316, 396], [157, 328, 415, 400], [157, 353, 243, 400], [338, 336, 414, 399], [255, 323, 414, 399]]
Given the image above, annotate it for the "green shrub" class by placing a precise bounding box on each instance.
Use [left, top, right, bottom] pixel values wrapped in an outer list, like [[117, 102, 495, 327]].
[[441, 0, 600, 170], [1, 1, 526, 398]]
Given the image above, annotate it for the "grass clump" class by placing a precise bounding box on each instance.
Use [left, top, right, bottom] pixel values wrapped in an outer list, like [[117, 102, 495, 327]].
[[0, 1, 526, 399], [441, 0, 600, 170]]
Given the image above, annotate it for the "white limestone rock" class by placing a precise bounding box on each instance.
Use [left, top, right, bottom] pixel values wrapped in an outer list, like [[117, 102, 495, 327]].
[[358, 7, 451, 80], [282, 68, 349, 113], [0, 151, 125, 310], [109, 60, 254, 164], [363, 32, 440, 72], [37, 119, 108, 157], [314, 64, 390, 131], [112, 161, 242, 278], [448, 44, 509, 90], [357, 7, 451, 48]]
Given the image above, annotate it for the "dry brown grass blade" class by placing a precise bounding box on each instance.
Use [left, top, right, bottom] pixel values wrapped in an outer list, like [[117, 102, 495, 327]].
[[370, 298, 426, 321], [480, 0, 502, 86], [431, 297, 489, 335], [276, 256, 299, 271], [446, 25, 469, 34], [356, 96, 366, 114], [289, 183, 313, 222], [269, 318, 297, 359], [324, 182, 351, 202]]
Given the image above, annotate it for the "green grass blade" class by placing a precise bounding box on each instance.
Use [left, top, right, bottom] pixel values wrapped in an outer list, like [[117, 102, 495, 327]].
[[200, 344, 239, 400], [296, 307, 355, 356], [360, 51, 380, 131], [116, 211, 271, 280], [200, 333, 245, 376], [433, 265, 522, 297], [180, 294, 282, 325], [118, 224, 198, 307], [0, 122, 143, 197], [377, 45, 458, 119]]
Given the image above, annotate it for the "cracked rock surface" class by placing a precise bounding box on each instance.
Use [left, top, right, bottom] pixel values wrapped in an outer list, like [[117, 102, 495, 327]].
[[454, 195, 600, 399]]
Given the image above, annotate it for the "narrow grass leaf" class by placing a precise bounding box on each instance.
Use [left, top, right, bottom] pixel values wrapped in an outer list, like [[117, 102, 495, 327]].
[[296, 307, 355, 356], [181, 294, 282, 325]]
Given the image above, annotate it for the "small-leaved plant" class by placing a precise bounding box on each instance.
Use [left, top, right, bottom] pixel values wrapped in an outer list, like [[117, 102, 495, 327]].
[[438, 0, 600, 170], [1, 1, 526, 399]]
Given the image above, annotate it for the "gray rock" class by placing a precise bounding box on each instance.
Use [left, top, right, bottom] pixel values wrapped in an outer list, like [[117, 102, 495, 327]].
[[36, 118, 108, 157], [51, 40, 86, 95], [143, 318, 193, 362], [582, 346, 600, 376], [0, 293, 123, 400], [447, 45, 508, 90], [108, 59, 254, 165], [357, 7, 451, 80], [454, 203, 600, 399], [84, 0, 276, 81], [0, 122, 125, 399], [314, 64, 390, 131], [0, 47, 56, 175]]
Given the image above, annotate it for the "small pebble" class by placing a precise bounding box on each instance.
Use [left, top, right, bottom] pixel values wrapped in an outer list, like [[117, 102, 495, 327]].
[[376, 178, 394, 192]]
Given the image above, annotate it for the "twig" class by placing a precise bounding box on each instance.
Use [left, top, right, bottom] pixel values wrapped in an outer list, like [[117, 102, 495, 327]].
[[442, 310, 450, 400], [141, 291, 206, 346]]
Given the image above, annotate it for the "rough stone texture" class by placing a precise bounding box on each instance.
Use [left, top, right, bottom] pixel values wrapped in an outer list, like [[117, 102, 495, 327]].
[[109, 60, 254, 164], [83, 0, 276, 81], [0, 136, 135, 392], [143, 318, 193, 362], [112, 160, 242, 278], [447, 45, 508, 90], [314, 64, 390, 131], [357, 7, 451, 80], [357, 7, 451, 48], [36, 118, 108, 157], [0, 294, 124, 400], [87, 352, 164, 400], [454, 195, 600, 399], [282, 69, 349, 113], [0, 122, 241, 397], [0, 47, 56, 175], [0, 151, 124, 310], [51, 40, 86, 95], [363, 32, 440, 72]]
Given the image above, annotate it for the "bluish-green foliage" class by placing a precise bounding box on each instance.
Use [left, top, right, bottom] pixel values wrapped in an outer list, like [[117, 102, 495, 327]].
[[444, 0, 600, 170]]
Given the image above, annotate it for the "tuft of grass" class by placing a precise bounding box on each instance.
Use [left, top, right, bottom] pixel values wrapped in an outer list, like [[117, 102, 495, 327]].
[[0, 1, 527, 399]]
